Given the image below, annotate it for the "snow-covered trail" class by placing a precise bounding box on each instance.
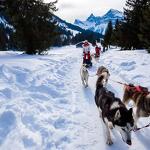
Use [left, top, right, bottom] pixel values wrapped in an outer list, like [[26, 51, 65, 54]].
[[0, 47, 102, 150], [0, 46, 150, 150]]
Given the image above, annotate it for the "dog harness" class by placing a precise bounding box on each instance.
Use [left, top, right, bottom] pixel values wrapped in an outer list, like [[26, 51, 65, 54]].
[[125, 85, 149, 95]]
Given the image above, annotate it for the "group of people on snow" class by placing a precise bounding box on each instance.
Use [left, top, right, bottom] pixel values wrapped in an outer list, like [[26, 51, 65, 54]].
[[82, 40, 101, 67]]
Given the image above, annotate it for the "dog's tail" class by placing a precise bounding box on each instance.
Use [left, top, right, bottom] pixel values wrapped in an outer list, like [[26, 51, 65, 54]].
[[96, 75, 104, 88]]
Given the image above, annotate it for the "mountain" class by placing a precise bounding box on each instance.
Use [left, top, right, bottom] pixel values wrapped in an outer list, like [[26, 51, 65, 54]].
[[53, 15, 97, 36], [53, 15, 103, 45], [74, 9, 124, 35], [53, 15, 84, 36]]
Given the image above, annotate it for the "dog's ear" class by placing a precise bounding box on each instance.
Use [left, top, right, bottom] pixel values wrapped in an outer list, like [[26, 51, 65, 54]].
[[114, 110, 121, 120]]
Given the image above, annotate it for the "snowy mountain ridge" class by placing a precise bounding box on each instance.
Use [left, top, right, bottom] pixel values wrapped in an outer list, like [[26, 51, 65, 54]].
[[53, 15, 86, 36], [74, 9, 124, 35]]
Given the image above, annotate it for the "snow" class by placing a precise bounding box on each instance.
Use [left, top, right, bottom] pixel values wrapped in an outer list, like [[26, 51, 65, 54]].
[[0, 16, 13, 29], [67, 29, 79, 36], [54, 16, 80, 36], [0, 46, 150, 150]]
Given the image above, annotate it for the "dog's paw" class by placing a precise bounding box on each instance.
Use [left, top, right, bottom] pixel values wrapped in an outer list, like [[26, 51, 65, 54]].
[[133, 124, 138, 130], [106, 139, 113, 145], [108, 122, 113, 130], [84, 84, 88, 88]]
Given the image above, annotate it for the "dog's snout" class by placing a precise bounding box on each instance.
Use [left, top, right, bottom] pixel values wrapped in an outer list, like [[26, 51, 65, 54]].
[[126, 140, 132, 145]]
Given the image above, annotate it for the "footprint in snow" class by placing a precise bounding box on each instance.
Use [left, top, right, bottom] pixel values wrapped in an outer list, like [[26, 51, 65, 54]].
[[141, 61, 148, 65], [22, 136, 36, 148], [30, 93, 50, 101], [54, 118, 71, 130], [132, 75, 145, 80], [55, 136, 71, 149], [0, 111, 16, 145], [0, 88, 12, 99], [21, 115, 41, 132], [29, 85, 61, 98], [120, 61, 136, 71]]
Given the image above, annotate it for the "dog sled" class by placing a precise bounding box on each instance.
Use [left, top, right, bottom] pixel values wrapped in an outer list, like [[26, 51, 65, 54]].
[[83, 57, 92, 68], [94, 45, 101, 58], [91, 53, 100, 58]]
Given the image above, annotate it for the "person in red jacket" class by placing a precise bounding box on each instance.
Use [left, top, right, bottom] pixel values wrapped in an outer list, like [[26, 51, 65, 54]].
[[82, 40, 92, 67], [95, 44, 101, 57]]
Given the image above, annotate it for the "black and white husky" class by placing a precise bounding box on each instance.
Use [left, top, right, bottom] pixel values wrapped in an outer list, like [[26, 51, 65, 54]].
[[80, 64, 89, 87], [96, 66, 110, 87], [95, 75, 134, 145]]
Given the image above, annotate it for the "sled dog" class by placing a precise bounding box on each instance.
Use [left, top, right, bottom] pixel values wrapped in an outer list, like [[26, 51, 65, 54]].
[[80, 64, 89, 87], [95, 76, 134, 145], [123, 84, 150, 127], [96, 66, 110, 86]]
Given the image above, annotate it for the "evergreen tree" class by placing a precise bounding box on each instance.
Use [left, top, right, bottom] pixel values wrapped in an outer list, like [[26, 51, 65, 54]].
[[104, 21, 113, 49], [124, 0, 148, 49], [138, 2, 150, 52], [71, 30, 102, 45], [111, 19, 120, 46], [5, 0, 57, 54], [52, 26, 73, 47], [0, 25, 7, 50]]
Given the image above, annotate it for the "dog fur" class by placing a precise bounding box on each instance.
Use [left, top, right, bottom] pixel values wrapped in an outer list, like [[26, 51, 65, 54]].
[[95, 76, 134, 145], [80, 64, 89, 87], [96, 66, 110, 87], [123, 84, 150, 127]]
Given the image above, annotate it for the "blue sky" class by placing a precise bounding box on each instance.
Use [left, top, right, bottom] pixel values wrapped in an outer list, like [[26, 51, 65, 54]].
[[46, 0, 126, 23]]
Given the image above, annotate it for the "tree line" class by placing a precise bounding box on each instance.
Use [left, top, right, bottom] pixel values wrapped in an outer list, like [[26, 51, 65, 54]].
[[103, 0, 150, 52], [72, 30, 103, 45], [0, 0, 58, 54]]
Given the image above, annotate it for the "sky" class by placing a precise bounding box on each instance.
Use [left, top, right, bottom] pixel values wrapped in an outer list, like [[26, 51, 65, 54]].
[[46, 0, 127, 23]]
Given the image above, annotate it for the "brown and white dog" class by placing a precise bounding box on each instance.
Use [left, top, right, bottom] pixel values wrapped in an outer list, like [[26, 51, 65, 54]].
[[96, 66, 110, 87], [123, 84, 150, 127], [80, 64, 89, 87]]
